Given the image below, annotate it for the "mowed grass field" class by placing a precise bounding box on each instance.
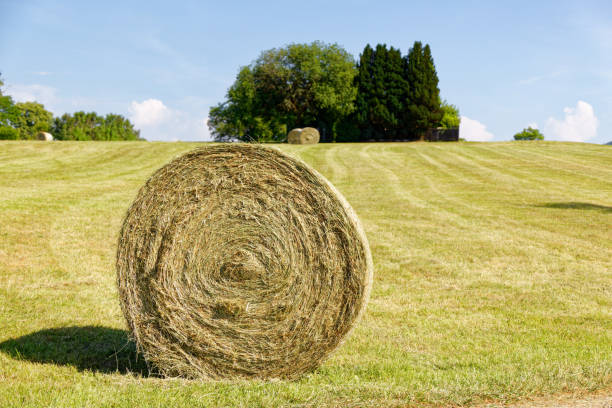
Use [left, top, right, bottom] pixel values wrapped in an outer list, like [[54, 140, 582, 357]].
[[0, 141, 610, 407]]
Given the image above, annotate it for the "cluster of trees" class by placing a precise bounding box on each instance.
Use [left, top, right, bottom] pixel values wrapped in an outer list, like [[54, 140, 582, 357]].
[[0, 77, 51, 140], [340, 42, 456, 141], [0, 75, 141, 141], [208, 41, 459, 142], [52, 112, 141, 141], [209, 42, 357, 142], [0, 99, 53, 140]]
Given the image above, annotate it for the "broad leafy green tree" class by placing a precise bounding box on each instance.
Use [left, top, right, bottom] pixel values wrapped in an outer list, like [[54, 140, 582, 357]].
[[208, 66, 285, 142], [13, 102, 53, 139], [440, 101, 460, 129], [514, 127, 544, 141], [209, 41, 357, 142], [0, 75, 20, 139], [403, 42, 442, 139], [102, 114, 142, 140]]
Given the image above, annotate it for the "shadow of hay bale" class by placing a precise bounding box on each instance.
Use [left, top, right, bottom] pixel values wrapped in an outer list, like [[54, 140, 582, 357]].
[[538, 202, 612, 213], [0, 326, 149, 376]]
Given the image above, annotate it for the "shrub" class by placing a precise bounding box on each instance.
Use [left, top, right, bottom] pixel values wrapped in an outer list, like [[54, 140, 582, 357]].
[[514, 127, 544, 141], [0, 126, 18, 140]]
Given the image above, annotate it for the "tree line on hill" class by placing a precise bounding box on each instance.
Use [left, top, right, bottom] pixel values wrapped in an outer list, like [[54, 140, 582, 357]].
[[209, 41, 460, 142], [0, 75, 141, 141]]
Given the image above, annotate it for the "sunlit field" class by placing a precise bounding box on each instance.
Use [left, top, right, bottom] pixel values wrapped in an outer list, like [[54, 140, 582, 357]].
[[0, 141, 610, 407]]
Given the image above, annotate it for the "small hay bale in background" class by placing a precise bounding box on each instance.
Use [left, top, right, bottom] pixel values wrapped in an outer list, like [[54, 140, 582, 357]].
[[287, 128, 302, 144], [287, 127, 320, 144], [36, 132, 53, 141], [116, 144, 373, 379]]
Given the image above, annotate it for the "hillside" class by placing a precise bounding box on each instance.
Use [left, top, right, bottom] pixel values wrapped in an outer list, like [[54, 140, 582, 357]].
[[0, 141, 610, 407]]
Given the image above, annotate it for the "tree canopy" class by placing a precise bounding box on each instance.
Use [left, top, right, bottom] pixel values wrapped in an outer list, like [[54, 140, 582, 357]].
[[514, 127, 544, 141], [209, 41, 357, 142], [209, 41, 453, 142], [0, 75, 20, 139], [353, 44, 409, 140], [440, 101, 460, 129], [404, 42, 443, 139], [343, 41, 447, 141], [52, 111, 141, 141], [12, 102, 53, 139]]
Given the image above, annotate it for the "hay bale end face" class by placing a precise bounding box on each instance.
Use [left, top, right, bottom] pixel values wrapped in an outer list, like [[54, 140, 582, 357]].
[[116, 144, 373, 379], [287, 127, 320, 144]]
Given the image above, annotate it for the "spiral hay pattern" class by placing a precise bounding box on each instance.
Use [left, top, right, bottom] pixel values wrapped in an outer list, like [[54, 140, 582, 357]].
[[287, 127, 320, 144], [116, 144, 373, 379]]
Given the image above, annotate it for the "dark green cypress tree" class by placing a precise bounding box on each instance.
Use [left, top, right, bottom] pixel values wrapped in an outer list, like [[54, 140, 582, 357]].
[[354, 44, 373, 139], [369, 44, 390, 139], [354, 44, 410, 140], [403, 41, 442, 139], [384, 46, 408, 139]]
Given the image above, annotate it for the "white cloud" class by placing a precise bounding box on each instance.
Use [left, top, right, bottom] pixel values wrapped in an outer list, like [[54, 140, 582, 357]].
[[544, 101, 598, 142], [5, 83, 58, 111], [527, 122, 538, 129], [129, 98, 210, 141], [518, 70, 566, 85], [128, 98, 170, 127], [460, 116, 494, 141]]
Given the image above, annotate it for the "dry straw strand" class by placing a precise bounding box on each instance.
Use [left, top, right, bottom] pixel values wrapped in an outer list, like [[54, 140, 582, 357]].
[[116, 144, 373, 380], [287, 127, 320, 144]]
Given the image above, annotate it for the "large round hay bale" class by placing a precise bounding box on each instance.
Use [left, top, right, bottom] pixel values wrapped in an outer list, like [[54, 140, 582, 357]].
[[287, 127, 320, 144], [116, 144, 373, 379]]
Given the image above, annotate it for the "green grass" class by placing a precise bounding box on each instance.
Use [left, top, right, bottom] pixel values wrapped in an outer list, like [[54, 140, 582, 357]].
[[0, 141, 610, 407]]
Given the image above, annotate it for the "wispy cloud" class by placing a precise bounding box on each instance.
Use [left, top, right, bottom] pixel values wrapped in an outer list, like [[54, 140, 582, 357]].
[[5, 83, 58, 112], [518, 70, 566, 85], [544, 100, 598, 142]]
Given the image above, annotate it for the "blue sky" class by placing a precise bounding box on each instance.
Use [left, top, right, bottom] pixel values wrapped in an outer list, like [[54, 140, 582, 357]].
[[1, 0, 610, 143]]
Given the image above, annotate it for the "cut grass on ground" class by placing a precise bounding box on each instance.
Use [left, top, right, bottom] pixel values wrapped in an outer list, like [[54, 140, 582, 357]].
[[0, 141, 610, 407]]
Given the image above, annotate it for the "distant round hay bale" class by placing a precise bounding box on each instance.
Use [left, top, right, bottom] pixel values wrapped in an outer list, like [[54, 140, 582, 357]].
[[36, 132, 53, 141], [116, 144, 373, 379], [287, 128, 302, 144], [287, 127, 320, 144]]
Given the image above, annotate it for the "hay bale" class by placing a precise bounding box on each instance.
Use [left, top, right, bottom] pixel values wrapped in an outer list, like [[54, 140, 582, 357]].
[[36, 132, 53, 141], [116, 144, 373, 379], [287, 127, 320, 144], [287, 128, 302, 144]]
